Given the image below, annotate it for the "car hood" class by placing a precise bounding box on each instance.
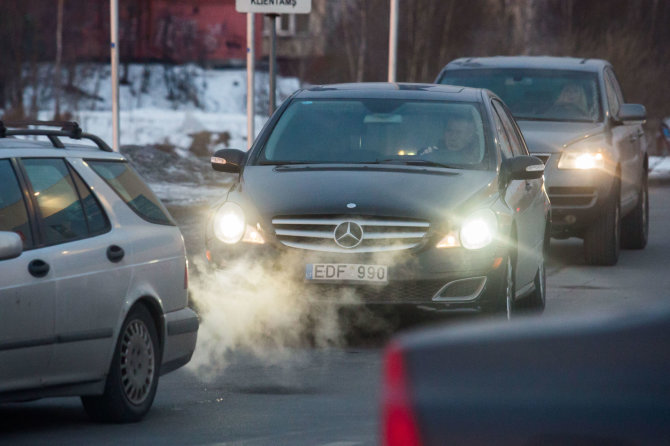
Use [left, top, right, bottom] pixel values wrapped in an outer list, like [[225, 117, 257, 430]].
[[517, 120, 607, 153], [237, 165, 499, 224]]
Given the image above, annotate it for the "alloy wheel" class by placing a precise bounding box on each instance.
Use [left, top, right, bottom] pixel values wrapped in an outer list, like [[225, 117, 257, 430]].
[[120, 319, 155, 405]]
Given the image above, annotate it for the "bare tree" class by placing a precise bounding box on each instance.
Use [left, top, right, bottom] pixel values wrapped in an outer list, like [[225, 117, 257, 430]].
[[54, 0, 64, 119]]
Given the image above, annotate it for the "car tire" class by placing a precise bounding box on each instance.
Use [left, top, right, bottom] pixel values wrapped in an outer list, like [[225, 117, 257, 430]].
[[81, 304, 160, 423], [517, 260, 546, 313], [621, 171, 649, 250], [483, 254, 515, 319], [503, 256, 516, 320], [584, 184, 620, 266]]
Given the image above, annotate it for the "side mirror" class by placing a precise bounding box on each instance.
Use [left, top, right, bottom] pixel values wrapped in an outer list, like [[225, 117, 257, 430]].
[[0, 231, 23, 261], [618, 104, 647, 123], [211, 149, 247, 173], [502, 155, 545, 181]]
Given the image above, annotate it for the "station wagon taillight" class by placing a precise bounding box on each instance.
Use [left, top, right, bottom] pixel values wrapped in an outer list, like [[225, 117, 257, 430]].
[[382, 341, 422, 446], [184, 260, 189, 290]]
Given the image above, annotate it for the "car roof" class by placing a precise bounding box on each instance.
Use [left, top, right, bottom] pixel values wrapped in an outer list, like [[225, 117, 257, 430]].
[[295, 82, 486, 102], [0, 137, 125, 160], [443, 56, 611, 73]]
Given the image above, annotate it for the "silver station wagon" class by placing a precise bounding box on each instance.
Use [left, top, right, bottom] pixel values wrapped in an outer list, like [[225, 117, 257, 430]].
[[0, 121, 198, 422]]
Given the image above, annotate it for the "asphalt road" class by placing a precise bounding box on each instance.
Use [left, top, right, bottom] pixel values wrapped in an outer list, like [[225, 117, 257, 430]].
[[2, 178, 669, 446]]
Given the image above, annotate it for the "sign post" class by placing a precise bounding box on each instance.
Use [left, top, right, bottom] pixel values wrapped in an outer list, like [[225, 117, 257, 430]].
[[110, 0, 120, 151], [388, 0, 398, 83], [246, 13, 255, 149], [236, 0, 312, 118], [268, 14, 278, 114]]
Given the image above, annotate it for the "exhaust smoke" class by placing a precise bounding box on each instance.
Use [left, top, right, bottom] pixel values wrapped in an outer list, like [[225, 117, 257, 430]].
[[186, 250, 397, 380]]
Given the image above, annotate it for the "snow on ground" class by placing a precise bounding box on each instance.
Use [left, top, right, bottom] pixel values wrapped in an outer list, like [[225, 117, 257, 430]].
[[22, 64, 302, 205]]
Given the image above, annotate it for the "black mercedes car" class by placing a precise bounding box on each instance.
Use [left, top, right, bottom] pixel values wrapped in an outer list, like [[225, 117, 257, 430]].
[[205, 83, 550, 318]]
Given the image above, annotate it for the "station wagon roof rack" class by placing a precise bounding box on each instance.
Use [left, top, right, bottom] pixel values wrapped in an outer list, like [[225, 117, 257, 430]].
[[0, 120, 113, 152]]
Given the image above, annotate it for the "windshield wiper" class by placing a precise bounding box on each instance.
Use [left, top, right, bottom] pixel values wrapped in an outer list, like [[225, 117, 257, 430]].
[[372, 158, 457, 169], [259, 161, 317, 166]]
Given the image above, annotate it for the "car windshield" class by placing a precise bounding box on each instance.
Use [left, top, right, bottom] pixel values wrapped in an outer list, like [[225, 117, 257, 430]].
[[257, 99, 491, 169], [439, 69, 602, 123]]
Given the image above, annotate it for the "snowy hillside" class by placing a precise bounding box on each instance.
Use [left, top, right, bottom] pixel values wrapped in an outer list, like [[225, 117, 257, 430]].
[[26, 63, 300, 153]]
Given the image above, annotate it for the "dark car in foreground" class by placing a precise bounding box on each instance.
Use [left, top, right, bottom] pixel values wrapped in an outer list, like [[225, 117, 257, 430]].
[[205, 83, 550, 318], [381, 303, 670, 445], [437, 57, 649, 265]]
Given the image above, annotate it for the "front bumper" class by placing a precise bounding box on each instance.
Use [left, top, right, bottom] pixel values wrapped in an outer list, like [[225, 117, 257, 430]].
[[205, 240, 508, 312], [540, 153, 617, 238]]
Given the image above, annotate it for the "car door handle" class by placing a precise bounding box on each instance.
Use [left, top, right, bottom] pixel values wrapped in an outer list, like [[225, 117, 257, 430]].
[[28, 259, 50, 278], [106, 245, 125, 263], [629, 134, 638, 143]]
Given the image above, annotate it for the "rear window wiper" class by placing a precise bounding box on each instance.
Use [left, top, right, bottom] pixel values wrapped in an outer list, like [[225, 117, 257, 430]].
[[372, 158, 457, 169]]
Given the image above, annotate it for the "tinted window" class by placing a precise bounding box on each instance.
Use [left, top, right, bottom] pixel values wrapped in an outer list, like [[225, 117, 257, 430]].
[[88, 161, 174, 226], [492, 101, 527, 156], [259, 99, 492, 169], [0, 159, 34, 248], [490, 105, 513, 159], [22, 158, 88, 245], [604, 70, 623, 118], [440, 69, 602, 123], [71, 167, 110, 235]]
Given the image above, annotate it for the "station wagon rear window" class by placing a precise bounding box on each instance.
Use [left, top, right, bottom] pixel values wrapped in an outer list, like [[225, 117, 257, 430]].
[[88, 160, 174, 226]]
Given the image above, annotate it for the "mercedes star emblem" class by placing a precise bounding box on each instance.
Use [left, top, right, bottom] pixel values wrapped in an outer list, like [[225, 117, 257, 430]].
[[333, 221, 364, 249]]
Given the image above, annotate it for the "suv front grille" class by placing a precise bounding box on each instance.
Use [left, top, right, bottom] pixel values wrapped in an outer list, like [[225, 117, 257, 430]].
[[548, 186, 597, 207], [272, 216, 430, 253]]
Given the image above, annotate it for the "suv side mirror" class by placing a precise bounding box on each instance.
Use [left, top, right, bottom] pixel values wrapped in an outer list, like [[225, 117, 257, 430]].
[[618, 104, 647, 123], [502, 156, 545, 182], [0, 231, 23, 261], [211, 149, 247, 173]]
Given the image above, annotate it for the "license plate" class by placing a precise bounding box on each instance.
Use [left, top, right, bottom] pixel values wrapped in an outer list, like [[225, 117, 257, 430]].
[[305, 263, 388, 283]]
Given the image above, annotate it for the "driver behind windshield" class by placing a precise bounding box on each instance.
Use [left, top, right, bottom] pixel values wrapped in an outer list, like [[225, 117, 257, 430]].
[[547, 83, 589, 118], [419, 113, 481, 164]]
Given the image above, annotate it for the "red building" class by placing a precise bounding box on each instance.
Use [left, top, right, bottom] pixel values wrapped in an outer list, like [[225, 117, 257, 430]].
[[79, 0, 263, 66]]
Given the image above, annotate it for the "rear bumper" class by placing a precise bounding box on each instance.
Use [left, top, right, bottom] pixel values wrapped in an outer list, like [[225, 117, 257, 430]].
[[161, 308, 199, 376]]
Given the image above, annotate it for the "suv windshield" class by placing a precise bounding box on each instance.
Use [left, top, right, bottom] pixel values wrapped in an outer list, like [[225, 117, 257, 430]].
[[257, 99, 491, 169], [439, 69, 602, 123]]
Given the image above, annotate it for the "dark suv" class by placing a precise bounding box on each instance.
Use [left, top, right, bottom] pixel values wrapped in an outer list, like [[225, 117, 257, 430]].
[[437, 57, 649, 265], [205, 83, 550, 318]]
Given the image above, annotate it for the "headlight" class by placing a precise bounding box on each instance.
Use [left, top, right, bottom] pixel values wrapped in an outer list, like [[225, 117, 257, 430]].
[[213, 202, 246, 244], [558, 150, 605, 170], [459, 209, 497, 250], [213, 202, 266, 245]]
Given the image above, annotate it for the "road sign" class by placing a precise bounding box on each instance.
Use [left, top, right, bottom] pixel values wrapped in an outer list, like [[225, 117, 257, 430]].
[[235, 0, 311, 14]]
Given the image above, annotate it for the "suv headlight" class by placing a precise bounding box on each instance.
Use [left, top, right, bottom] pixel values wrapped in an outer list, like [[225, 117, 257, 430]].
[[558, 150, 605, 170], [459, 209, 497, 250]]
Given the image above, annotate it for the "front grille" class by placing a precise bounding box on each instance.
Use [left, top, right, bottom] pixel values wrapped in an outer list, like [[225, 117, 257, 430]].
[[272, 216, 430, 253], [305, 280, 446, 303], [548, 186, 597, 207]]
